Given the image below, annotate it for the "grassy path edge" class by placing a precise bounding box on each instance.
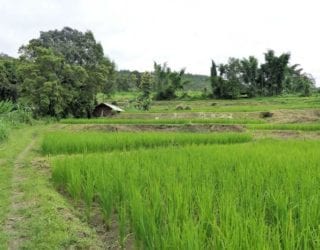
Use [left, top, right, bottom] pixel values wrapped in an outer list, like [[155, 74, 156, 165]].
[[0, 125, 106, 249]]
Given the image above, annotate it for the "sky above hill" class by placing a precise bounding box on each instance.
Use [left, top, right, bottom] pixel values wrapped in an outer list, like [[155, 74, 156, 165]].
[[0, 0, 319, 84]]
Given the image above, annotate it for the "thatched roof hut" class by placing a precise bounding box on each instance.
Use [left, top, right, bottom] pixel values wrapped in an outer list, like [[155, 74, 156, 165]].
[[93, 103, 124, 117]]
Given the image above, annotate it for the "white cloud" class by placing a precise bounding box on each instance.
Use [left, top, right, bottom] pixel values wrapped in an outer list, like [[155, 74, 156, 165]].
[[0, 0, 319, 85]]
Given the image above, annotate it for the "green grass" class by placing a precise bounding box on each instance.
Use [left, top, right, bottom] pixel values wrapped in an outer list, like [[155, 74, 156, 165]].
[[0, 126, 38, 247], [42, 131, 252, 155], [51, 139, 320, 249], [0, 122, 9, 142], [61, 117, 265, 125], [247, 123, 320, 131], [0, 126, 105, 249]]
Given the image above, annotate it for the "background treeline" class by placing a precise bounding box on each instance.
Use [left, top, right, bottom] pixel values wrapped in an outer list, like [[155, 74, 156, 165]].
[[0, 27, 317, 117], [114, 51, 316, 101], [210, 51, 316, 99]]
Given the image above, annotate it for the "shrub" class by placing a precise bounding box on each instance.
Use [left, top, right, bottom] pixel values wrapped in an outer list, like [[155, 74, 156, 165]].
[[260, 111, 273, 118], [175, 105, 184, 110]]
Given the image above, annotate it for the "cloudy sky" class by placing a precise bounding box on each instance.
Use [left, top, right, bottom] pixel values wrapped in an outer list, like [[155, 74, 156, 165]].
[[0, 0, 319, 84]]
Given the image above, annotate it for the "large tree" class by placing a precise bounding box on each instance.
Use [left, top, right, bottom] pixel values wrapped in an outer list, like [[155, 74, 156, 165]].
[[136, 72, 153, 110], [240, 56, 259, 97], [19, 47, 93, 118], [210, 60, 219, 97], [19, 27, 104, 67], [209, 51, 311, 99], [260, 50, 290, 95], [153, 62, 188, 100], [0, 57, 19, 102], [19, 47, 70, 117], [19, 27, 115, 117]]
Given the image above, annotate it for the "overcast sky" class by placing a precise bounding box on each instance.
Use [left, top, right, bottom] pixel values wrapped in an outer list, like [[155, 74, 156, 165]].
[[0, 0, 319, 84]]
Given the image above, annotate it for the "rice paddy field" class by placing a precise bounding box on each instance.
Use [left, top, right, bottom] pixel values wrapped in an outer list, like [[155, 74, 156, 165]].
[[38, 96, 320, 248], [5, 95, 320, 249], [43, 126, 320, 249]]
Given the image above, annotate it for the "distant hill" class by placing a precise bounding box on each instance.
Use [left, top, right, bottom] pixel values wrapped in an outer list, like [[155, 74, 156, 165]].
[[116, 70, 210, 92], [182, 73, 210, 91], [0, 53, 14, 59]]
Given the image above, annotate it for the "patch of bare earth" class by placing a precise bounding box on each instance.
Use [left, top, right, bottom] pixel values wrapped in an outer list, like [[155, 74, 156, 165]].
[[4, 138, 36, 250], [57, 193, 135, 249], [269, 110, 320, 123], [69, 124, 245, 133], [88, 207, 135, 250]]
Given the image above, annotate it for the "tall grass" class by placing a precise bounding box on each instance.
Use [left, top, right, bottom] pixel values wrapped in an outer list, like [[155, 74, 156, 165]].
[[0, 122, 9, 142], [42, 132, 252, 155], [0, 101, 33, 143], [51, 139, 320, 249]]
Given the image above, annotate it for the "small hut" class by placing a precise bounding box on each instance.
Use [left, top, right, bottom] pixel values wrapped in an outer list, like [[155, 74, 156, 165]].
[[92, 103, 124, 117]]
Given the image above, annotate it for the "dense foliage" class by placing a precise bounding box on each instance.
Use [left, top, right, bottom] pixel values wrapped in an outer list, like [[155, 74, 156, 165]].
[[0, 27, 115, 118], [211, 50, 316, 99], [153, 62, 190, 100], [0, 101, 32, 142], [135, 72, 153, 110]]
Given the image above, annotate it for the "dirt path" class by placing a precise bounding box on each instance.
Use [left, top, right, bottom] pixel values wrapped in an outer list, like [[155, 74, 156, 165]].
[[4, 137, 36, 250]]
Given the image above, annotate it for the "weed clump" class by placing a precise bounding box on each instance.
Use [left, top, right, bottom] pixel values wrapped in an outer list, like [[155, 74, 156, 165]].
[[260, 111, 273, 118]]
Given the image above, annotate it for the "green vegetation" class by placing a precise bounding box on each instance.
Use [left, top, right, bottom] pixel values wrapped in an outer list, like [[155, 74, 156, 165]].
[[210, 51, 315, 99], [153, 62, 189, 100], [247, 123, 320, 131], [0, 127, 38, 246], [1, 26, 318, 118], [135, 72, 153, 110], [0, 101, 32, 143], [0, 126, 104, 249], [50, 139, 320, 249], [1, 27, 115, 118], [42, 132, 252, 155], [0, 122, 9, 142], [1, 24, 320, 249], [61, 117, 265, 125]]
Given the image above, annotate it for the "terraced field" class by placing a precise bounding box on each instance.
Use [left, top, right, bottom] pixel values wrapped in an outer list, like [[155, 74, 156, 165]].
[[2, 96, 320, 249]]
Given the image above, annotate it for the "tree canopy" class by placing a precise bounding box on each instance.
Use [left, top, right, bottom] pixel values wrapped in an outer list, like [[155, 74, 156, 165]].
[[210, 50, 315, 99], [14, 27, 115, 118]]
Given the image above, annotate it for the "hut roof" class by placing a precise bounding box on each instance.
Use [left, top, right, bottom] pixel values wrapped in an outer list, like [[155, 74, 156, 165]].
[[96, 103, 124, 112]]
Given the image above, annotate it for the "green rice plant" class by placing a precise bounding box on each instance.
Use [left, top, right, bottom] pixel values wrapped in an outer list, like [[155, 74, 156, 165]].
[[82, 165, 97, 219], [61, 117, 265, 125], [51, 139, 320, 249], [247, 123, 320, 131], [42, 132, 252, 155], [96, 174, 114, 228], [118, 202, 128, 248]]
